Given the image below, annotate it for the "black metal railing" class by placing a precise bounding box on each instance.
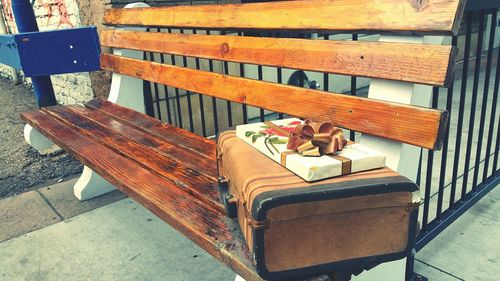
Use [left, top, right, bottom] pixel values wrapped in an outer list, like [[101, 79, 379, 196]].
[[414, 6, 499, 251], [140, 2, 499, 279]]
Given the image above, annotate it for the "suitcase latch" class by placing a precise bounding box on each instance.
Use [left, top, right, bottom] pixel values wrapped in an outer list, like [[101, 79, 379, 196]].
[[218, 176, 237, 218]]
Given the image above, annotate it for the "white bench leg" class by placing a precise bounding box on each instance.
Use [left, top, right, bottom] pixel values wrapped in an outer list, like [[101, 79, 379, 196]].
[[234, 275, 245, 281], [74, 166, 116, 201], [24, 124, 60, 154]]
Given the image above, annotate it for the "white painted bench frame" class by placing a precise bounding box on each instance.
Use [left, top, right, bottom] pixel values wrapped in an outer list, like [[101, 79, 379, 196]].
[[23, 2, 446, 279]]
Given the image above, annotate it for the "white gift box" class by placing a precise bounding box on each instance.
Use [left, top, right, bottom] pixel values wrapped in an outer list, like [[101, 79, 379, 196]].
[[235, 118, 386, 182]]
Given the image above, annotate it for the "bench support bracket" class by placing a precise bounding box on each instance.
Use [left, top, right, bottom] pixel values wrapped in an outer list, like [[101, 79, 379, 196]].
[[74, 166, 116, 201], [23, 124, 60, 154]]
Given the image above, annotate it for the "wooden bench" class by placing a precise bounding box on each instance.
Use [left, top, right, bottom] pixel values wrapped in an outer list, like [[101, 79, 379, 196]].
[[21, 0, 465, 280]]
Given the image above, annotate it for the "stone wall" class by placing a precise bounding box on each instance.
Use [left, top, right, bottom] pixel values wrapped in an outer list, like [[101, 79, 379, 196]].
[[75, 0, 111, 99]]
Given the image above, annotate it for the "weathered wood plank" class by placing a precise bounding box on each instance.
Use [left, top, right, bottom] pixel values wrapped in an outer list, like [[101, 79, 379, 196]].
[[41, 105, 222, 211], [103, 0, 466, 35], [101, 54, 447, 150], [48, 104, 217, 177], [20, 110, 263, 281], [85, 99, 216, 159], [100, 29, 455, 86]]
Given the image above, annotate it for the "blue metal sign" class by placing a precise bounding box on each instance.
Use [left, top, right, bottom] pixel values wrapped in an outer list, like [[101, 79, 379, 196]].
[[0, 34, 22, 69], [0, 27, 101, 77]]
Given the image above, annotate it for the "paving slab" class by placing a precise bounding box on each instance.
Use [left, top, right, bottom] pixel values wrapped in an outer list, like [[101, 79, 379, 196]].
[[38, 178, 127, 219], [414, 260, 463, 281], [0, 198, 235, 281], [416, 186, 500, 281], [0, 190, 61, 243]]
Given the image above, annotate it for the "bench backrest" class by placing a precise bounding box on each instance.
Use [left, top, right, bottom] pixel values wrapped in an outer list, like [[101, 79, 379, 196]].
[[98, 0, 466, 151]]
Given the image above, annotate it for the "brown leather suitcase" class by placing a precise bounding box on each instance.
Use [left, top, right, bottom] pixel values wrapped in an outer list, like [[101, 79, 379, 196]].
[[217, 131, 419, 280]]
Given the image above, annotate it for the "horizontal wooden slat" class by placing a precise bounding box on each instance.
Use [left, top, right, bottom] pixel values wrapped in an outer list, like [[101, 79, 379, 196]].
[[41, 105, 222, 211], [103, 0, 465, 35], [101, 54, 447, 150], [19, 110, 264, 281], [101, 30, 455, 87]]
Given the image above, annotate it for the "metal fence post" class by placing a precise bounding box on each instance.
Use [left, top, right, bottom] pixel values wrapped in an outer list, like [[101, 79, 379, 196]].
[[11, 0, 57, 107]]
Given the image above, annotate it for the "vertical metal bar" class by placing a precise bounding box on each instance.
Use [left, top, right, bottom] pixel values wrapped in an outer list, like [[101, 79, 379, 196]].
[[142, 79, 155, 118], [483, 9, 500, 181], [192, 29, 207, 137], [142, 48, 155, 118], [462, 10, 485, 196], [221, 31, 233, 127], [323, 34, 330, 93], [146, 28, 162, 120], [350, 34, 358, 141], [159, 74, 173, 123], [277, 67, 284, 119], [416, 149, 423, 187], [207, 30, 219, 134], [436, 36, 457, 219], [473, 10, 496, 187], [450, 11, 472, 208], [179, 29, 195, 132], [258, 65, 265, 121], [238, 32, 248, 124], [147, 50, 162, 120], [421, 87, 439, 232], [168, 28, 183, 128], [240, 61, 248, 124], [405, 250, 417, 281], [493, 111, 500, 172], [11, 0, 57, 107], [157, 28, 173, 124]]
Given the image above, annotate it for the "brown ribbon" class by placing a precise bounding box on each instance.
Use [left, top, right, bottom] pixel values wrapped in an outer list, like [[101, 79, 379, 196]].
[[263, 120, 352, 175], [287, 119, 347, 156], [333, 155, 352, 175], [280, 150, 296, 167]]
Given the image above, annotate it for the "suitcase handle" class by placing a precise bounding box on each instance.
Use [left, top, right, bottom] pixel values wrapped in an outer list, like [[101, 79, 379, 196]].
[[217, 176, 238, 218]]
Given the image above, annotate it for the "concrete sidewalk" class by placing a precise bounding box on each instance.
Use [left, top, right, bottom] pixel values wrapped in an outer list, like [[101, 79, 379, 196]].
[[0, 179, 234, 281], [0, 179, 498, 281]]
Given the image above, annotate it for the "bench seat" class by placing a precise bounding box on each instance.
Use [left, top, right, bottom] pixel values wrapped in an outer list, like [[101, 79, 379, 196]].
[[20, 99, 403, 280], [20, 99, 260, 277]]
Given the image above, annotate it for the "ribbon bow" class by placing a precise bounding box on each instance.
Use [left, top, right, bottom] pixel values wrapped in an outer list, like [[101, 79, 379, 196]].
[[287, 119, 347, 157]]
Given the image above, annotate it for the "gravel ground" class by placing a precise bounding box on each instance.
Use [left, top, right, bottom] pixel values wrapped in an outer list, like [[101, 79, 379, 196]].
[[0, 78, 82, 199]]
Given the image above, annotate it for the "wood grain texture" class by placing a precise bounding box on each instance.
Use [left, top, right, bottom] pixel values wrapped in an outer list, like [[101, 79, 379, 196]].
[[103, 0, 465, 35], [21, 108, 387, 280], [41, 105, 222, 212], [101, 29, 455, 87], [101, 54, 447, 150], [85, 99, 216, 159]]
